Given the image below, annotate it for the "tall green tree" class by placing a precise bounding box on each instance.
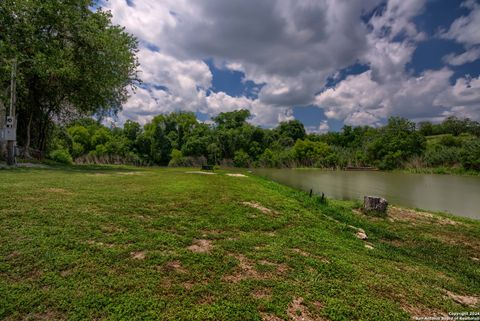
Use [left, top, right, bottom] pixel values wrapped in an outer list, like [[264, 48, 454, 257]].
[[0, 0, 139, 153], [368, 117, 426, 169]]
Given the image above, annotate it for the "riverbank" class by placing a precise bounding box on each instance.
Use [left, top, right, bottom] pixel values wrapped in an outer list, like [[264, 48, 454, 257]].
[[0, 166, 479, 320], [401, 166, 480, 176]]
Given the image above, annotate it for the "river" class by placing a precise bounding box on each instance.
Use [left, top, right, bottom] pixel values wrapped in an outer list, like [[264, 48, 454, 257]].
[[253, 169, 480, 220]]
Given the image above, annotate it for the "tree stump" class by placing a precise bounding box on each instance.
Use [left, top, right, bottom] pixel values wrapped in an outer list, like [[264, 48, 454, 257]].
[[363, 196, 388, 216]]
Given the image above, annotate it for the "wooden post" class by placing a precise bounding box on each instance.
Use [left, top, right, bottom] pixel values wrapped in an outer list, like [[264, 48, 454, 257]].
[[6, 59, 17, 166]]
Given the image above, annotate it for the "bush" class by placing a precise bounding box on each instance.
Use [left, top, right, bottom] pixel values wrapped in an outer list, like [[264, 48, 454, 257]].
[[233, 150, 250, 168], [378, 151, 403, 170], [258, 148, 276, 167], [49, 149, 73, 165], [461, 140, 480, 170], [424, 145, 461, 167], [438, 134, 461, 147], [168, 149, 186, 167], [293, 139, 332, 166]]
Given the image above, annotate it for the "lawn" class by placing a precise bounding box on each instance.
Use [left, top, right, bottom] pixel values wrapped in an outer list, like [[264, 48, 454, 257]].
[[0, 166, 479, 320]]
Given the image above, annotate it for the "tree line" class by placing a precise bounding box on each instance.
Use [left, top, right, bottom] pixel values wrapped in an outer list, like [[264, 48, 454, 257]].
[[47, 111, 480, 171], [1, 1, 479, 172]]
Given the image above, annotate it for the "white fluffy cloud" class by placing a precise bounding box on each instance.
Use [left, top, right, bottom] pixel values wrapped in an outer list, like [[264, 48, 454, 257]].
[[441, 0, 480, 47], [101, 0, 480, 127], [444, 47, 480, 66]]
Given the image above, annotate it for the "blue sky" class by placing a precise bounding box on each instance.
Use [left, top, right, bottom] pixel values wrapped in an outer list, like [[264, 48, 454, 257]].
[[102, 0, 480, 132]]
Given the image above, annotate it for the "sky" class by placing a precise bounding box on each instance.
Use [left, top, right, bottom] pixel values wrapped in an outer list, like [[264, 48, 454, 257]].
[[100, 0, 480, 132]]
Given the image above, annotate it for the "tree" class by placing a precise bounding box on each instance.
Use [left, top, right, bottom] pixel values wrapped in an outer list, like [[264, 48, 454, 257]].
[[123, 120, 141, 142], [0, 0, 139, 153], [275, 120, 306, 146], [293, 139, 332, 166], [368, 117, 426, 169], [213, 109, 250, 129], [233, 150, 250, 168]]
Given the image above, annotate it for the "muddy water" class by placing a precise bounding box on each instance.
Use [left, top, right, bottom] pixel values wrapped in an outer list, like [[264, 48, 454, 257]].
[[254, 169, 480, 220]]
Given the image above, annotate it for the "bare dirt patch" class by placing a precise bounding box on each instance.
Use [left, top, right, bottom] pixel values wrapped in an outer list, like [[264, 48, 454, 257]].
[[401, 303, 448, 319], [198, 293, 216, 305], [165, 260, 187, 273], [429, 231, 480, 253], [87, 173, 110, 177], [445, 290, 479, 306], [25, 311, 65, 321], [187, 239, 213, 253], [292, 248, 311, 257], [200, 229, 224, 238], [242, 202, 278, 215], [388, 206, 458, 225], [6, 251, 21, 260], [226, 173, 247, 177], [364, 243, 374, 250], [222, 254, 288, 283], [130, 251, 146, 260], [287, 297, 322, 321], [42, 188, 72, 195], [87, 240, 115, 248], [101, 224, 125, 235], [260, 312, 284, 321], [185, 171, 216, 175], [116, 172, 145, 176], [252, 287, 272, 299], [290, 248, 330, 263]]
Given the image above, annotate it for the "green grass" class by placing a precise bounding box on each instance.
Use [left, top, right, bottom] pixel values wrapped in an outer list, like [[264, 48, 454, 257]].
[[0, 166, 479, 320]]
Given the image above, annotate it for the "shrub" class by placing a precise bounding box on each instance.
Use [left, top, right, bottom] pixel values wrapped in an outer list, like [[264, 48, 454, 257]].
[[168, 149, 186, 167], [424, 145, 461, 167], [258, 148, 276, 167], [438, 134, 461, 147], [49, 149, 73, 165], [233, 150, 250, 168], [461, 139, 480, 170], [293, 139, 332, 166]]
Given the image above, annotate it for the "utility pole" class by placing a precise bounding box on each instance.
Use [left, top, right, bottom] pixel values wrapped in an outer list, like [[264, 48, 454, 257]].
[[0, 93, 5, 159], [5, 59, 17, 166]]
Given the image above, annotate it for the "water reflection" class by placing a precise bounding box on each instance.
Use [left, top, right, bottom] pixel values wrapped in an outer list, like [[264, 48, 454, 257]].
[[253, 169, 480, 220]]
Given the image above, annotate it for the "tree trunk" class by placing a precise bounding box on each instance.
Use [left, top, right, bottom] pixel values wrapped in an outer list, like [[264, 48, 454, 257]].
[[23, 112, 33, 159], [6, 140, 15, 166]]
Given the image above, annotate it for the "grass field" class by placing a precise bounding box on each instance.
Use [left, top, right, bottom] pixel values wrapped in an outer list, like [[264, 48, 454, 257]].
[[0, 166, 479, 320]]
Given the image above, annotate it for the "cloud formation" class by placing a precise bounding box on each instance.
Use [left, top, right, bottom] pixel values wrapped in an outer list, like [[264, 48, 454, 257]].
[[102, 0, 480, 127]]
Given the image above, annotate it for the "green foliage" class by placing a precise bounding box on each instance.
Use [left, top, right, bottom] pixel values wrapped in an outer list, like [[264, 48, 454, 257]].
[[49, 149, 73, 164], [168, 149, 186, 167], [424, 145, 462, 167], [233, 150, 250, 168], [461, 139, 480, 170], [213, 109, 250, 129], [438, 134, 462, 147], [0, 0, 139, 152], [45, 110, 480, 173], [68, 125, 91, 150], [275, 120, 306, 146], [368, 117, 426, 169], [91, 128, 112, 147], [294, 139, 333, 166]]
